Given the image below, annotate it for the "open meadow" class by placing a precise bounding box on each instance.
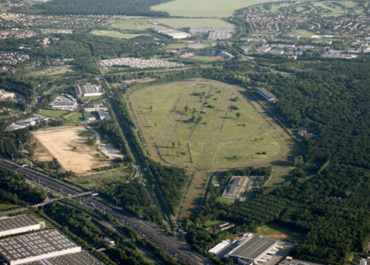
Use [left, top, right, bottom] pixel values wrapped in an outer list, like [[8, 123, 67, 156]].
[[32, 126, 110, 174], [128, 79, 295, 217], [151, 0, 283, 17]]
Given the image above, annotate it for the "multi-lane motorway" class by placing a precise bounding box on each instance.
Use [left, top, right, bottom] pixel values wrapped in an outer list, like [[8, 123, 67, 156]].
[[0, 158, 210, 265]]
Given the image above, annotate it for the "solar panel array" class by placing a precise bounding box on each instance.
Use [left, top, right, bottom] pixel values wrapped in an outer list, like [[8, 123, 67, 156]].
[[22, 251, 104, 265], [0, 230, 79, 261], [0, 215, 38, 233]]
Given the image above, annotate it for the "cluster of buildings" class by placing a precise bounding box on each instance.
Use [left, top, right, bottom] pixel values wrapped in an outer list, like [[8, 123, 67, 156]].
[[0, 13, 115, 30], [209, 234, 288, 265], [75, 84, 104, 98], [0, 215, 103, 265], [6, 114, 49, 132], [0, 52, 30, 65], [49, 93, 77, 111], [0, 29, 36, 40], [153, 27, 191, 39], [84, 104, 110, 122], [101, 57, 185, 69]]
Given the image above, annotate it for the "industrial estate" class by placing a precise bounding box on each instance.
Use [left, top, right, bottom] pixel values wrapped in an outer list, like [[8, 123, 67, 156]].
[[0, 0, 368, 265]]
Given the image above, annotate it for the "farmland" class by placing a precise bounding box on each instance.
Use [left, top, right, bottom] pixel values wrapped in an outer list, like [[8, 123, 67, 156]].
[[151, 0, 283, 17], [32, 126, 110, 174]]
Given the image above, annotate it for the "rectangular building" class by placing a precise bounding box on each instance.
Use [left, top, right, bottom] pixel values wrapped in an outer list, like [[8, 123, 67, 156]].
[[153, 28, 191, 39], [226, 236, 278, 264], [75, 84, 104, 97], [21, 251, 104, 265], [0, 215, 42, 238], [222, 176, 249, 199], [0, 229, 81, 265], [256, 87, 278, 102]]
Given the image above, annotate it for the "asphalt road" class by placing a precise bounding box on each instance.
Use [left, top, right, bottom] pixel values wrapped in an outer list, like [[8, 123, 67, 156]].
[[0, 158, 210, 265]]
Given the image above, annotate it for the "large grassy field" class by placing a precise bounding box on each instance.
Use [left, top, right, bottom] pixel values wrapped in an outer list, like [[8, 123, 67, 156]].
[[155, 18, 234, 29], [129, 79, 295, 217], [90, 30, 142, 39], [129, 79, 293, 172], [257, 223, 305, 241], [151, 0, 283, 17]]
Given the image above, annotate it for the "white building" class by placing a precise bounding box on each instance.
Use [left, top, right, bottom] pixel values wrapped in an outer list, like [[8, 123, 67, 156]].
[[153, 28, 191, 39], [0, 215, 43, 238], [49, 93, 77, 111], [75, 84, 104, 97]]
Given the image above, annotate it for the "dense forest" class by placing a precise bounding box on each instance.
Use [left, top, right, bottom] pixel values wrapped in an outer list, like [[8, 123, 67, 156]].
[[187, 60, 370, 264], [17, 0, 169, 16]]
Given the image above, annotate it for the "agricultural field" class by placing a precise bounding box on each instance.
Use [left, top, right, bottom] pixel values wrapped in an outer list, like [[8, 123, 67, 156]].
[[129, 79, 295, 217], [38, 109, 68, 118], [90, 30, 142, 39], [32, 126, 110, 174], [108, 17, 157, 31], [151, 0, 283, 17]]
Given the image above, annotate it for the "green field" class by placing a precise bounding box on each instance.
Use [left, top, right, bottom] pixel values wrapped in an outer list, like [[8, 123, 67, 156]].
[[90, 30, 142, 39], [257, 223, 305, 241], [38, 109, 68, 117], [109, 17, 156, 31], [155, 18, 234, 29], [151, 0, 284, 17], [129, 79, 293, 172], [66, 165, 135, 189]]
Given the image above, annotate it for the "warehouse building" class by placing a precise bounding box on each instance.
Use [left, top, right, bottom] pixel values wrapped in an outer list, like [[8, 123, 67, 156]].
[[75, 84, 104, 97], [226, 236, 279, 264], [21, 251, 104, 265], [222, 176, 249, 199], [49, 93, 77, 111], [0, 215, 43, 238], [0, 229, 81, 265], [153, 27, 191, 39]]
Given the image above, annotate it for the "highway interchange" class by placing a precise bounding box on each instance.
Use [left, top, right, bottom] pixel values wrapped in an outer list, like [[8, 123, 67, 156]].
[[0, 158, 210, 265]]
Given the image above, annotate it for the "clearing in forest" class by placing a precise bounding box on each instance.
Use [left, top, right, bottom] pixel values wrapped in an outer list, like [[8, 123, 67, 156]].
[[128, 79, 294, 217], [32, 126, 110, 174]]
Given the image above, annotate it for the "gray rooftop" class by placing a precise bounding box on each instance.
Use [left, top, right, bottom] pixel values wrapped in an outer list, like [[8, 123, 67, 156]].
[[82, 84, 101, 94], [229, 237, 276, 260], [0, 229, 79, 262], [0, 215, 38, 233], [22, 251, 104, 265]]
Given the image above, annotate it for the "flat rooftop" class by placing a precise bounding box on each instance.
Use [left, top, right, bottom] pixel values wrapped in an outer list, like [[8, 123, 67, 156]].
[[229, 236, 276, 260], [22, 251, 104, 265], [0, 215, 38, 233], [0, 229, 79, 262]]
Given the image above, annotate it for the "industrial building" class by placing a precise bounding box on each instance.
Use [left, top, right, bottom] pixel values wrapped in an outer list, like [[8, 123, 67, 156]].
[[75, 84, 104, 97], [153, 27, 191, 39], [0, 229, 81, 265], [256, 87, 278, 102], [210, 235, 282, 265], [49, 93, 77, 111], [0, 215, 43, 238], [21, 251, 104, 265]]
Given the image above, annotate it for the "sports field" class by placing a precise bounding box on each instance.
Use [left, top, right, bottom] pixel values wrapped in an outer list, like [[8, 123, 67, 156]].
[[151, 0, 283, 17], [129, 79, 294, 217]]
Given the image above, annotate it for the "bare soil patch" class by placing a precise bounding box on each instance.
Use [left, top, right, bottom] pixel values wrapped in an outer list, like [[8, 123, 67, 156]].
[[32, 126, 109, 174]]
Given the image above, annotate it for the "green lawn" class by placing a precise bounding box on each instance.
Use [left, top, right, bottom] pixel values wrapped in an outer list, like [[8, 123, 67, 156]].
[[65, 111, 83, 121], [128, 79, 293, 172], [257, 223, 305, 241], [109, 17, 156, 31], [66, 165, 135, 190], [155, 18, 234, 29], [38, 109, 68, 118], [0, 203, 18, 211], [151, 0, 284, 17]]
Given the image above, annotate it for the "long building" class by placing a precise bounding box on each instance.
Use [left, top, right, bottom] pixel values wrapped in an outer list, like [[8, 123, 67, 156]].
[[153, 27, 191, 39], [0, 215, 43, 238], [75, 84, 104, 97], [21, 251, 104, 265], [0, 229, 81, 265]]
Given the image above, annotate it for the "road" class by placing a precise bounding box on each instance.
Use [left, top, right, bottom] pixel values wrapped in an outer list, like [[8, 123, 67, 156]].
[[0, 158, 210, 265]]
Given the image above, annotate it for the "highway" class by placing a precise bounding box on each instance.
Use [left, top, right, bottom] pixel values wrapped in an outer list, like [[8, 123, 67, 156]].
[[0, 158, 210, 265]]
